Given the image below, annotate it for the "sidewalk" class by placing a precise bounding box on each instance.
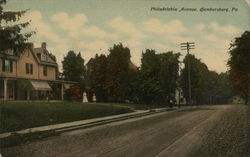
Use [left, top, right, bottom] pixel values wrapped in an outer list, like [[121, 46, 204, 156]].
[[0, 107, 175, 139]]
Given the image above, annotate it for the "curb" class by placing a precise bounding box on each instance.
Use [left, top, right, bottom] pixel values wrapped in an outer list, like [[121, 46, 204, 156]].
[[0, 107, 175, 139], [55, 108, 174, 133]]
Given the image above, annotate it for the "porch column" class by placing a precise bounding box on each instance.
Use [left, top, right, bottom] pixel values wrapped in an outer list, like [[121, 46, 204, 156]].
[[27, 90, 30, 100], [61, 83, 64, 101], [4, 78, 8, 100], [13, 81, 15, 99]]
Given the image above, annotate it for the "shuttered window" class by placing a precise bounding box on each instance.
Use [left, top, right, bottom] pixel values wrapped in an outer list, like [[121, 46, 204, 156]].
[[2, 59, 13, 72], [25, 63, 33, 74], [2, 59, 5, 72], [10, 60, 13, 72], [30, 64, 33, 74], [43, 66, 47, 76], [26, 63, 29, 74]]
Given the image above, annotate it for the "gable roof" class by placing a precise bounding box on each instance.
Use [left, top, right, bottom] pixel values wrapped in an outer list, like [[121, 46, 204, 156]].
[[0, 45, 58, 67], [33, 48, 57, 66]]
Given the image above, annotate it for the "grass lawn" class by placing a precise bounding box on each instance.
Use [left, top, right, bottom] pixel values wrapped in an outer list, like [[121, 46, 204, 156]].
[[0, 101, 133, 133]]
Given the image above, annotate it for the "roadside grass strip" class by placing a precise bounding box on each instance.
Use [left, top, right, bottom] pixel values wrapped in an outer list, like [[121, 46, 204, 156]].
[[0, 101, 133, 133]]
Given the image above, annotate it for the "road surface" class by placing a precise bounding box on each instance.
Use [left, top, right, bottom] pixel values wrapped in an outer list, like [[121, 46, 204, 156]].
[[1, 104, 249, 157]]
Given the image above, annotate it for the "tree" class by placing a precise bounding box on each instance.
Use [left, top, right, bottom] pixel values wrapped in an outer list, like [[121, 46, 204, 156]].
[[62, 51, 85, 84], [105, 43, 133, 102], [0, 0, 34, 55], [216, 72, 234, 104], [227, 31, 250, 104], [138, 49, 180, 105], [89, 54, 109, 102], [138, 49, 162, 103], [158, 52, 180, 104], [181, 54, 210, 104]]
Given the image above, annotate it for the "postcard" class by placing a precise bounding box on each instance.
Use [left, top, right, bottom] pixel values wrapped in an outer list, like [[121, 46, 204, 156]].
[[0, 0, 249, 156]]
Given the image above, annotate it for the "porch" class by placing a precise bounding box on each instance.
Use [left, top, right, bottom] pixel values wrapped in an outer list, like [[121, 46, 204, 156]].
[[0, 78, 73, 101]]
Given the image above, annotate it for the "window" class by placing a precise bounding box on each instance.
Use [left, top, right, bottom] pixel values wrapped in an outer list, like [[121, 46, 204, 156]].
[[2, 59, 13, 72], [25, 63, 33, 74], [43, 66, 47, 76]]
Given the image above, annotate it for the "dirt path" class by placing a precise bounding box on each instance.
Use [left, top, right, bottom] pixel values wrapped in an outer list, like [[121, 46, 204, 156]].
[[1, 105, 249, 157]]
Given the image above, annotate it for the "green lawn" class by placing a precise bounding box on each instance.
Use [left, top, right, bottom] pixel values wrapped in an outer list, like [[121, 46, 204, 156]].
[[0, 101, 133, 133]]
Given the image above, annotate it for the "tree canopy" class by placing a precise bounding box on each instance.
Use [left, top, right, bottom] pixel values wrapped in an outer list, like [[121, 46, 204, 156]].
[[105, 43, 134, 102], [86, 43, 138, 103], [181, 54, 233, 104], [227, 31, 250, 104], [0, 0, 34, 55], [86, 46, 233, 105], [138, 49, 180, 104], [62, 51, 85, 84], [87, 54, 108, 102]]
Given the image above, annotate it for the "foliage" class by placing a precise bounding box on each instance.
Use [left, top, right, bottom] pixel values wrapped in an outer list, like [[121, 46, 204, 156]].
[[64, 85, 85, 101], [16, 79, 32, 90], [86, 43, 139, 103], [138, 49, 180, 104], [105, 43, 135, 102], [181, 54, 234, 104], [87, 54, 108, 102], [62, 51, 85, 84], [138, 49, 162, 103], [206, 71, 234, 104], [216, 72, 234, 103], [181, 54, 212, 104], [227, 31, 250, 104], [49, 82, 61, 100], [85, 43, 235, 105], [0, 0, 35, 55]]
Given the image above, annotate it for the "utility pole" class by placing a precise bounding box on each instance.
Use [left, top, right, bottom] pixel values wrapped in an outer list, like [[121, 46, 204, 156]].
[[180, 42, 195, 104]]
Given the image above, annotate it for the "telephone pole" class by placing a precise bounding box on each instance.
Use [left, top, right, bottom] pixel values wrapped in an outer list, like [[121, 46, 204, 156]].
[[180, 42, 195, 104]]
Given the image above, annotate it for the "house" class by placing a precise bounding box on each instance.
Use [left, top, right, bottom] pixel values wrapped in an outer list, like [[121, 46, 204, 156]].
[[175, 87, 186, 105], [0, 42, 75, 101], [230, 95, 245, 104]]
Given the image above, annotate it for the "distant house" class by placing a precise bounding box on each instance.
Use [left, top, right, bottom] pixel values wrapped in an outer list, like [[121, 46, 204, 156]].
[[0, 42, 75, 101], [175, 88, 186, 105], [230, 96, 245, 104]]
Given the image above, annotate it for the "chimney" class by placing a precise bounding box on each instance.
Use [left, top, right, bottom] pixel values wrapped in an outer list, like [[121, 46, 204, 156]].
[[41, 42, 47, 49]]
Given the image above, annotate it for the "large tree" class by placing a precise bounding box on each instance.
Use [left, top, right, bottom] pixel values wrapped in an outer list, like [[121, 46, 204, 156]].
[[138, 49, 161, 103], [216, 72, 234, 104], [227, 31, 250, 104], [105, 43, 133, 102], [88, 54, 109, 102], [138, 49, 180, 104], [0, 0, 34, 55], [62, 51, 85, 84], [158, 52, 180, 103], [181, 54, 234, 105], [181, 54, 210, 104]]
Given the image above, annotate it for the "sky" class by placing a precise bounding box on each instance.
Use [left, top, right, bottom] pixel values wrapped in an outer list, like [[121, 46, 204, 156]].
[[4, 0, 250, 72]]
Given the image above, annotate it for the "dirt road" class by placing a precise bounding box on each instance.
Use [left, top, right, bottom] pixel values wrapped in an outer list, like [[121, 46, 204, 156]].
[[1, 104, 249, 157]]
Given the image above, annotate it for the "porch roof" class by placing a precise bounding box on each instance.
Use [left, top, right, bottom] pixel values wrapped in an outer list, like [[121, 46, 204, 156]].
[[30, 80, 52, 91], [0, 76, 78, 84]]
